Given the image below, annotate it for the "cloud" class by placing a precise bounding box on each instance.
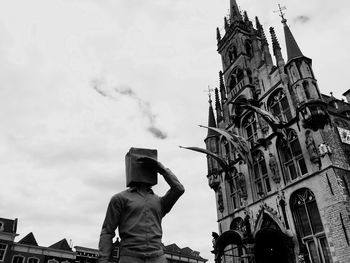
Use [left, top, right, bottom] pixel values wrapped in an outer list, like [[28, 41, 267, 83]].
[[294, 15, 310, 24], [91, 78, 168, 140]]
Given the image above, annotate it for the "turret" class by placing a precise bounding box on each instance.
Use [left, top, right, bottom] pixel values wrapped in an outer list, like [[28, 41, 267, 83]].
[[281, 14, 329, 130], [204, 93, 219, 174]]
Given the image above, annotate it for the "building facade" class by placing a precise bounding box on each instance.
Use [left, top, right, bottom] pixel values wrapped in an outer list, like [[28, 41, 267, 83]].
[[204, 1, 350, 263], [0, 217, 207, 263]]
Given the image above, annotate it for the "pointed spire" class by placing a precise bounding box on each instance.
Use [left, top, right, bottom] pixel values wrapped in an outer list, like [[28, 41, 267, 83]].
[[283, 20, 304, 62], [206, 90, 217, 138], [256, 16, 267, 45], [269, 27, 281, 52], [230, 0, 241, 22], [275, 4, 304, 62], [216, 27, 221, 42]]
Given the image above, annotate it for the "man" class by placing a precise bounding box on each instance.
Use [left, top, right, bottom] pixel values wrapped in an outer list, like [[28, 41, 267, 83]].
[[98, 148, 185, 263]]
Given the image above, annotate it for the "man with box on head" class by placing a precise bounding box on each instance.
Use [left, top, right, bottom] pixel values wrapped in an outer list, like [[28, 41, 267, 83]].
[[98, 148, 185, 263]]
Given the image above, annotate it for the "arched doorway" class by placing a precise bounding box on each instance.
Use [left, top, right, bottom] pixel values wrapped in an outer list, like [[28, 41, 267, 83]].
[[254, 213, 294, 263]]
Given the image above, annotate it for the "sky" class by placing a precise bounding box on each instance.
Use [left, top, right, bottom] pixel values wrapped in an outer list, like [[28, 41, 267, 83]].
[[0, 0, 349, 262]]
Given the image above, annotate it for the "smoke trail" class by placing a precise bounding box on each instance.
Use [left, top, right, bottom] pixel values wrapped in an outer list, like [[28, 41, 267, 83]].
[[92, 79, 167, 139]]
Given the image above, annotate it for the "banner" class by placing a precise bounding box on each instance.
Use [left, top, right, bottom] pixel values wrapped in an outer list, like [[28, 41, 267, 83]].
[[337, 127, 350, 145]]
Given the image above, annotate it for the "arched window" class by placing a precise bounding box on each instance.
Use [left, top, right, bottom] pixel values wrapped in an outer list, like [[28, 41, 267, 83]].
[[246, 69, 253, 84], [12, 256, 24, 263], [290, 188, 331, 263], [252, 151, 270, 197], [243, 113, 258, 148], [245, 40, 253, 58], [236, 68, 244, 83], [278, 130, 308, 183], [225, 168, 242, 210], [268, 89, 292, 122], [229, 74, 237, 91], [303, 81, 311, 100]]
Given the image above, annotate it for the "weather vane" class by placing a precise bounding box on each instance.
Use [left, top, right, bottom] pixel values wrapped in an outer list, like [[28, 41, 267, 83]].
[[274, 4, 287, 23]]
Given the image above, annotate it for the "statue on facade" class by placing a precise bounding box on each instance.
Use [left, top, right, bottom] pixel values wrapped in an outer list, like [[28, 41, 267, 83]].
[[305, 131, 320, 163], [98, 148, 185, 263], [268, 153, 281, 183], [237, 172, 248, 199]]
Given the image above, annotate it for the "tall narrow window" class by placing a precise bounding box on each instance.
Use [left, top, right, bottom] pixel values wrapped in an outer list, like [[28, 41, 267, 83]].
[[252, 151, 271, 197], [290, 188, 331, 263], [229, 74, 237, 91], [0, 244, 7, 262], [268, 89, 292, 122], [225, 169, 241, 210], [278, 130, 307, 183], [243, 113, 258, 148]]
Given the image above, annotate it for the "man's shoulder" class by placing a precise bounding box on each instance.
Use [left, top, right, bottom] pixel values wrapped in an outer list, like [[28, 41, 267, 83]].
[[110, 190, 130, 201]]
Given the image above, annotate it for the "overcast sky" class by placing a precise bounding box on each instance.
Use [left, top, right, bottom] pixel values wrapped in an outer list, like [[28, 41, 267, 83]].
[[1, 0, 349, 262]]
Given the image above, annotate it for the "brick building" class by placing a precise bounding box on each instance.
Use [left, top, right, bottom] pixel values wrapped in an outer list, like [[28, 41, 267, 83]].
[[202, 1, 350, 262], [0, 217, 207, 263]]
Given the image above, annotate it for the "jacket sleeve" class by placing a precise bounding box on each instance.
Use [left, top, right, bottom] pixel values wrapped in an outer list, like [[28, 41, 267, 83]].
[[160, 168, 185, 216], [98, 195, 122, 263]]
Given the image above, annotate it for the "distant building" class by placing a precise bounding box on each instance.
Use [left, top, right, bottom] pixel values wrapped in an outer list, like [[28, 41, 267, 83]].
[[0, 217, 207, 263], [203, 0, 350, 263]]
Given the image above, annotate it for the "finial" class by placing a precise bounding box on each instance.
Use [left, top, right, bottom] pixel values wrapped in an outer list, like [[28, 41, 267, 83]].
[[274, 4, 287, 24], [270, 27, 281, 51], [206, 85, 214, 103], [216, 27, 221, 42]]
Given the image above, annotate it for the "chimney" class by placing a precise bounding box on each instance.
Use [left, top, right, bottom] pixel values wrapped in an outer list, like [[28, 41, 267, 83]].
[[343, 89, 350, 103]]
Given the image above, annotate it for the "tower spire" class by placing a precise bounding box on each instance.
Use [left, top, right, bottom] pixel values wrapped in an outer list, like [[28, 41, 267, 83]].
[[275, 4, 304, 62], [230, 0, 241, 22], [206, 87, 217, 138]]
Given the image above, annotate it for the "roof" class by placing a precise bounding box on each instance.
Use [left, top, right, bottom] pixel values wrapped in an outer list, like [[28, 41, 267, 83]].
[[18, 232, 38, 246], [74, 246, 99, 253], [49, 238, 72, 251], [163, 243, 207, 261]]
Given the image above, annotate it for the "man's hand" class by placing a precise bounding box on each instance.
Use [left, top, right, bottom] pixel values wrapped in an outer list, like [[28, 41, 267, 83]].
[[137, 157, 167, 175]]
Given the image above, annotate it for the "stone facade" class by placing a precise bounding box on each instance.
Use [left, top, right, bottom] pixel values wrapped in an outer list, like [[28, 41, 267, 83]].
[[204, 1, 350, 263]]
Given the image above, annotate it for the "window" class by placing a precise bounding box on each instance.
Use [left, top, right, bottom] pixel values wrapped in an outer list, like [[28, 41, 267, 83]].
[[225, 169, 242, 210], [290, 188, 331, 263], [268, 89, 292, 122], [243, 113, 258, 148], [0, 244, 7, 261], [28, 258, 39, 263], [0, 222, 4, 231], [278, 130, 307, 183], [252, 151, 271, 197], [245, 40, 253, 58], [12, 256, 24, 263]]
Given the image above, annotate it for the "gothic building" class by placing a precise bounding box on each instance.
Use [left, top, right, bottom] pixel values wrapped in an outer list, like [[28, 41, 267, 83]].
[[204, 1, 350, 262]]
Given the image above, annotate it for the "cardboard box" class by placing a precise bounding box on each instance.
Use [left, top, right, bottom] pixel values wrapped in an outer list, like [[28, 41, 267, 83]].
[[125, 147, 158, 187]]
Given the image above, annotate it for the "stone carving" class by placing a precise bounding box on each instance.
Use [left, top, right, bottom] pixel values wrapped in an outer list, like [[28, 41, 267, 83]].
[[305, 130, 320, 163], [208, 174, 220, 191], [237, 172, 248, 199], [268, 153, 281, 183]]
